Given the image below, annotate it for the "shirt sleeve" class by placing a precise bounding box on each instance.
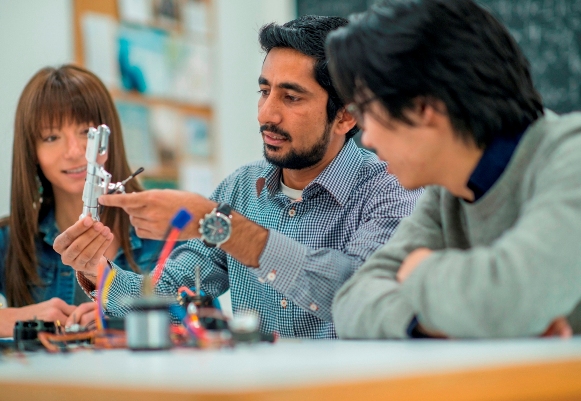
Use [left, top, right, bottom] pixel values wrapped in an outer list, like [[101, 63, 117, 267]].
[[402, 134, 581, 338], [96, 239, 229, 317], [332, 187, 446, 338], [97, 171, 246, 317], [255, 178, 423, 322]]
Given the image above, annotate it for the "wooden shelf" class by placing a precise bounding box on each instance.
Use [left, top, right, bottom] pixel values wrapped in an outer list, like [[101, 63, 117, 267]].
[[140, 165, 178, 180], [73, 0, 119, 66], [73, 0, 214, 189], [73, 0, 213, 119], [110, 88, 212, 119]]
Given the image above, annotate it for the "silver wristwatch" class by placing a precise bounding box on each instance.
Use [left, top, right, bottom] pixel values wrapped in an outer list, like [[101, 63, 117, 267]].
[[198, 203, 233, 248]]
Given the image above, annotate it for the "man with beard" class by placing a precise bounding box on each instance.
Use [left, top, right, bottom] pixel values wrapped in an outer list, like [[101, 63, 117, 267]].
[[53, 16, 422, 338]]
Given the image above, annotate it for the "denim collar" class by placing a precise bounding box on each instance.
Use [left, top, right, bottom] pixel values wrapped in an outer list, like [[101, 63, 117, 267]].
[[254, 139, 363, 207], [39, 208, 142, 255]]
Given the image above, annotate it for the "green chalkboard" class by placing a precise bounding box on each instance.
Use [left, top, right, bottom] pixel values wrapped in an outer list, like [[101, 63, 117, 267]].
[[297, 0, 372, 18], [299, 0, 581, 114], [477, 0, 581, 113]]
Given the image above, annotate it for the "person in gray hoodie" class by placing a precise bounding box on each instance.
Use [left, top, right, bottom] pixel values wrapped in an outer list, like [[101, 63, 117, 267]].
[[325, 0, 581, 339]]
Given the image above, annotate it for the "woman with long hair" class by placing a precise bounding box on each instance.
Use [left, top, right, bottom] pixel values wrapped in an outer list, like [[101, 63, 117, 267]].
[[0, 65, 159, 336]]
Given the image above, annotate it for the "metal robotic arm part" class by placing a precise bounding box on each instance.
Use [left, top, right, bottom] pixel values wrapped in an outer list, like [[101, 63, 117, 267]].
[[80, 125, 145, 222], [80, 125, 111, 222]]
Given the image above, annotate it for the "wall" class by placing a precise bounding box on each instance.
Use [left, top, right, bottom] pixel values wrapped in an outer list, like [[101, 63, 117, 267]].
[[0, 0, 74, 216], [213, 0, 295, 182]]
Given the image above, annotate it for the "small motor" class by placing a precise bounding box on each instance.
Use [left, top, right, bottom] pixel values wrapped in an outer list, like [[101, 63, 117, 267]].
[[125, 296, 173, 351]]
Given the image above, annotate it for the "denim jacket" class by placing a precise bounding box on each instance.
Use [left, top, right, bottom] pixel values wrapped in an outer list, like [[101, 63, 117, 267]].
[[0, 209, 161, 306]]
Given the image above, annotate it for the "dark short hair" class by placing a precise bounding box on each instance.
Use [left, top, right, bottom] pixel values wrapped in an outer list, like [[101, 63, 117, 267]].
[[259, 16, 359, 141], [326, 0, 544, 147]]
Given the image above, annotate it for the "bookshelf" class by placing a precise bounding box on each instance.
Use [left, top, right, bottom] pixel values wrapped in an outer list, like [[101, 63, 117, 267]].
[[73, 0, 214, 192]]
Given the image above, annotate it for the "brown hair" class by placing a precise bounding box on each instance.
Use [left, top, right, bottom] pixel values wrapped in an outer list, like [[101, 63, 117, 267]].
[[0, 64, 143, 307]]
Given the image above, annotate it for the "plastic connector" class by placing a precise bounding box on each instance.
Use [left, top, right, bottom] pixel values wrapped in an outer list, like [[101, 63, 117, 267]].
[[171, 208, 192, 230]]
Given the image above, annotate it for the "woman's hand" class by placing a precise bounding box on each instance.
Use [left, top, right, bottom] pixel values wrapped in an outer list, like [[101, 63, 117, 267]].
[[53, 216, 113, 283], [18, 297, 77, 323], [0, 298, 77, 337], [64, 302, 97, 329]]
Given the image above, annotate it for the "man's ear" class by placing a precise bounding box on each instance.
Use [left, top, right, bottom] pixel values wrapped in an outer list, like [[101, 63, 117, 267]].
[[334, 107, 357, 136], [409, 97, 445, 127]]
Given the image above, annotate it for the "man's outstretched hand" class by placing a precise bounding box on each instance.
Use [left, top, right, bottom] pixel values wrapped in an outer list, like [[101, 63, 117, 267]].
[[99, 189, 215, 240]]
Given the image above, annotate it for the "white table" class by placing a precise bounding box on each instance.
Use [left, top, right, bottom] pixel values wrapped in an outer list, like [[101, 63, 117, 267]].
[[1, 337, 581, 400]]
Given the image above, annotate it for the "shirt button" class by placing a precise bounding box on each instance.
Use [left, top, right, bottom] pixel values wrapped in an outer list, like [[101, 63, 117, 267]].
[[280, 299, 288, 308], [288, 208, 296, 217], [309, 303, 318, 312], [258, 277, 266, 283], [267, 270, 276, 281]]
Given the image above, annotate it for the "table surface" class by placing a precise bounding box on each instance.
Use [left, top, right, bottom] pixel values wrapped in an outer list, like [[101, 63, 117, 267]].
[[1, 337, 581, 400]]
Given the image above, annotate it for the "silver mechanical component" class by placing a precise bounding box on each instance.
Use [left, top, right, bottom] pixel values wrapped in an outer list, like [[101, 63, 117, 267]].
[[80, 125, 139, 221], [80, 125, 111, 221]]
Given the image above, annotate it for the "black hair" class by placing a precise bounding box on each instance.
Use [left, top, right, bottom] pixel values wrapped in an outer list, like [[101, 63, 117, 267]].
[[326, 0, 544, 147], [259, 15, 359, 141]]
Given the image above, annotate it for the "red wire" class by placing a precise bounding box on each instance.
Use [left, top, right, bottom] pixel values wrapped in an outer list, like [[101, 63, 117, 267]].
[[151, 228, 180, 286]]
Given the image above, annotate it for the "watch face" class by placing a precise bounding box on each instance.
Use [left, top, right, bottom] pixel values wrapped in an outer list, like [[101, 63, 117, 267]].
[[201, 215, 231, 244]]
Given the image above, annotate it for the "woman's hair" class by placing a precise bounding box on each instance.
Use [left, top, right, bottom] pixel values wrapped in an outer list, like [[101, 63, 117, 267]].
[[1, 64, 143, 307], [326, 0, 544, 148]]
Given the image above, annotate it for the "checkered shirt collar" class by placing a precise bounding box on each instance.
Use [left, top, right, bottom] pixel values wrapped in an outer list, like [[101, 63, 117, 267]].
[[255, 139, 364, 207]]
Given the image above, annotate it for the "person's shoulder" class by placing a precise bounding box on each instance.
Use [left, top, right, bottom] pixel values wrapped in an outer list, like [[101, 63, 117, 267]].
[[348, 149, 425, 212], [355, 148, 409, 191], [355, 148, 388, 180], [507, 112, 581, 202], [229, 159, 270, 179], [529, 111, 581, 165], [545, 110, 581, 132], [535, 111, 581, 145]]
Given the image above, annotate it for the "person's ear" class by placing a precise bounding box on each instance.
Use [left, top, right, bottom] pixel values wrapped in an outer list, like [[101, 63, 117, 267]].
[[410, 97, 445, 127], [333, 107, 357, 136]]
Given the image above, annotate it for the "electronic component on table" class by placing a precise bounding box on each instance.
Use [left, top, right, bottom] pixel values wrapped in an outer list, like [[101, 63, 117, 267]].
[[18, 211, 276, 353], [13, 320, 56, 351], [80, 124, 144, 221], [125, 296, 174, 351], [125, 208, 193, 351]]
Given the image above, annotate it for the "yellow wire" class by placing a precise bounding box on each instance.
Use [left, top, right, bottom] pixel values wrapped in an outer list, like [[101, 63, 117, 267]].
[[102, 269, 117, 307]]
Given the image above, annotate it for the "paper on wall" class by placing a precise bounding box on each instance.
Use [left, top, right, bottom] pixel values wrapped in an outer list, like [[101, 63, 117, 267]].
[[82, 13, 119, 89]]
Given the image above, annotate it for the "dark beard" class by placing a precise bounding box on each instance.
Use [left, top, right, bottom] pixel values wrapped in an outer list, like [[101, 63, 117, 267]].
[[261, 123, 331, 170]]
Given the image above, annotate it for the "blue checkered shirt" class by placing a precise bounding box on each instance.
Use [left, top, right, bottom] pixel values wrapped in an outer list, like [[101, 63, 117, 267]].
[[101, 140, 423, 338]]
